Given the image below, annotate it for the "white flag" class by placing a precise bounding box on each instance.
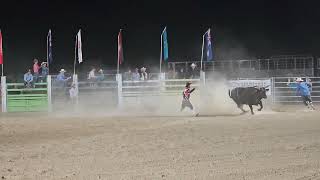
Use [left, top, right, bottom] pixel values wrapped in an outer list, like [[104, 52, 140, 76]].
[[77, 30, 83, 63]]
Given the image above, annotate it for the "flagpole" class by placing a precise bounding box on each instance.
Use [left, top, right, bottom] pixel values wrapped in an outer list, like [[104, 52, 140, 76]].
[[47, 30, 49, 74], [74, 34, 77, 75], [117, 29, 122, 74], [0, 29, 3, 77], [200, 33, 205, 71], [160, 32, 163, 74]]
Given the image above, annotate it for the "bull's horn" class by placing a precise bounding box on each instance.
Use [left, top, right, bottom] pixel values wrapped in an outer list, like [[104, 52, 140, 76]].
[[264, 85, 270, 88]]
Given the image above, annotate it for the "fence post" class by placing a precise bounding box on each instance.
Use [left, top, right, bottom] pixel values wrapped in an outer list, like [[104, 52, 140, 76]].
[[160, 73, 166, 91], [1, 76, 7, 112], [200, 71, 206, 86], [271, 77, 275, 104], [47, 75, 52, 112], [116, 74, 123, 108]]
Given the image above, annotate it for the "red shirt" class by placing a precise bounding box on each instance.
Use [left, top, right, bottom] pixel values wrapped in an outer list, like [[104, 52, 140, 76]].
[[183, 87, 195, 100], [33, 63, 40, 73]]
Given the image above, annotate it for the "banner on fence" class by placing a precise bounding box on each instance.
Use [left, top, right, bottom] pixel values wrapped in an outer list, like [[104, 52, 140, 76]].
[[228, 79, 272, 95]]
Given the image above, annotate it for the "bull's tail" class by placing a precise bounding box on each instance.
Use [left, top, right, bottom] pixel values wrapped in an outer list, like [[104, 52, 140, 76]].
[[228, 89, 231, 98]]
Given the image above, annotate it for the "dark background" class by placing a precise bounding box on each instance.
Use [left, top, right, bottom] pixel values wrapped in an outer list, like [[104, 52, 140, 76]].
[[1, 0, 320, 74]]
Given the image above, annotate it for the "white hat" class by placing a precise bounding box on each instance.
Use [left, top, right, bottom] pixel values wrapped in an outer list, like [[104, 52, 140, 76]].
[[191, 63, 196, 67], [296, 77, 304, 82], [141, 67, 146, 71], [60, 69, 66, 73], [41, 62, 47, 66], [98, 69, 103, 72]]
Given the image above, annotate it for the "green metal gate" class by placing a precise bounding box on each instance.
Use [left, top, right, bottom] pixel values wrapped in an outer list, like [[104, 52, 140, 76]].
[[6, 83, 49, 112]]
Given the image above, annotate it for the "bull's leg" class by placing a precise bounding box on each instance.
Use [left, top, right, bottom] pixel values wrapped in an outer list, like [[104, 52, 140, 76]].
[[249, 105, 254, 115], [258, 101, 263, 111], [237, 104, 247, 114]]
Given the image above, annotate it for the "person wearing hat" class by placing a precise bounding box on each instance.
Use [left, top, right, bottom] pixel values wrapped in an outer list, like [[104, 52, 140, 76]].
[[181, 82, 199, 116], [40, 62, 49, 82], [97, 69, 105, 82], [56, 69, 71, 88], [287, 77, 315, 110]]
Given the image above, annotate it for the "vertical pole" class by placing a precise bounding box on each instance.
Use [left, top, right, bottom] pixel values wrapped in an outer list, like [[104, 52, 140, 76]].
[[116, 73, 123, 108], [200, 71, 206, 86], [47, 75, 52, 112], [160, 72, 165, 91], [74, 34, 77, 75], [72, 74, 79, 107], [117, 30, 121, 74], [200, 34, 205, 71], [1, 76, 7, 112], [172, 63, 176, 79], [160, 33, 163, 73], [47, 30, 49, 75], [1, 64, 3, 77]]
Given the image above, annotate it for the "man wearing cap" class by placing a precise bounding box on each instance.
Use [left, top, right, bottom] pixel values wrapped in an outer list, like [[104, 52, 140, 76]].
[[181, 82, 199, 116], [287, 77, 315, 110]]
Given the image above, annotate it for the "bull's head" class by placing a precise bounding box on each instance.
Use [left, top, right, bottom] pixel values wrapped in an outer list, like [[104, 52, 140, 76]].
[[258, 87, 269, 99]]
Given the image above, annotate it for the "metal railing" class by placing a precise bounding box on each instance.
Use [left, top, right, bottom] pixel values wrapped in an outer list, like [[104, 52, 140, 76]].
[[272, 77, 320, 103]]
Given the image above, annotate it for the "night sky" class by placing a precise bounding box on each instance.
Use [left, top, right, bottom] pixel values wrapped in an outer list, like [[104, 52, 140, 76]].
[[1, 0, 320, 73]]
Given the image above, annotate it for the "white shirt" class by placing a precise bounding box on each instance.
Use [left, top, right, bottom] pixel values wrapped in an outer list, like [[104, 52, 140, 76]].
[[88, 70, 96, 79], [69, 87, 78, 99]]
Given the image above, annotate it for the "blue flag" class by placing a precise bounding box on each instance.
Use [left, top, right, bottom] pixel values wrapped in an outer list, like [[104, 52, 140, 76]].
[[162, 27, 169, 61], [205, 29, 213, 61], [47, 29, 53, 64]]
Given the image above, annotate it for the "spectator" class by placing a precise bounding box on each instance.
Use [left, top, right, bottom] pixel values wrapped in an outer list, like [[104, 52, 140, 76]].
[[179, 67, 185, 79], [132, 68, 140, 81], [40, 62, 49, 82], [124, 68, 132, 81], [88, 68, 97, 87], [56, 69, 70, 87], [97, 69, 105, 82], [24, 69, 34, 88], [33, 59, 40, 82], [88, 68, 96, 80], [189, 63, 198, 79], [140, 67, 148, 80]]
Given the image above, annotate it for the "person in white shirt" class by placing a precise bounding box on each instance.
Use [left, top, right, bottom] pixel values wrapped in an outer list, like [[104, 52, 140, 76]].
[[140, 67, 148, 81], [88, 68, 97, 87]]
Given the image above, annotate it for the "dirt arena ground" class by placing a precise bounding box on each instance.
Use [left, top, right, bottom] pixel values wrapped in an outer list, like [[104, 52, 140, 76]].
[[1, 109, 320, 180]]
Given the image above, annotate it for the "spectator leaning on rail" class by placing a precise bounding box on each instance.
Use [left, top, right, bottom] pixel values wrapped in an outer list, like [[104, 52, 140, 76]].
[[97, 69, 105, 81], [56, 69, 70, 88], [287, 77, 315, 110], [24, 69, 34, 88], [33, 59, 40, 82], [132, 68, 140, 81], [40, 62, 49, 82], [124, 68, 132, 81], [140, 67, 148, 81], [88, 68, 97, 87]]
